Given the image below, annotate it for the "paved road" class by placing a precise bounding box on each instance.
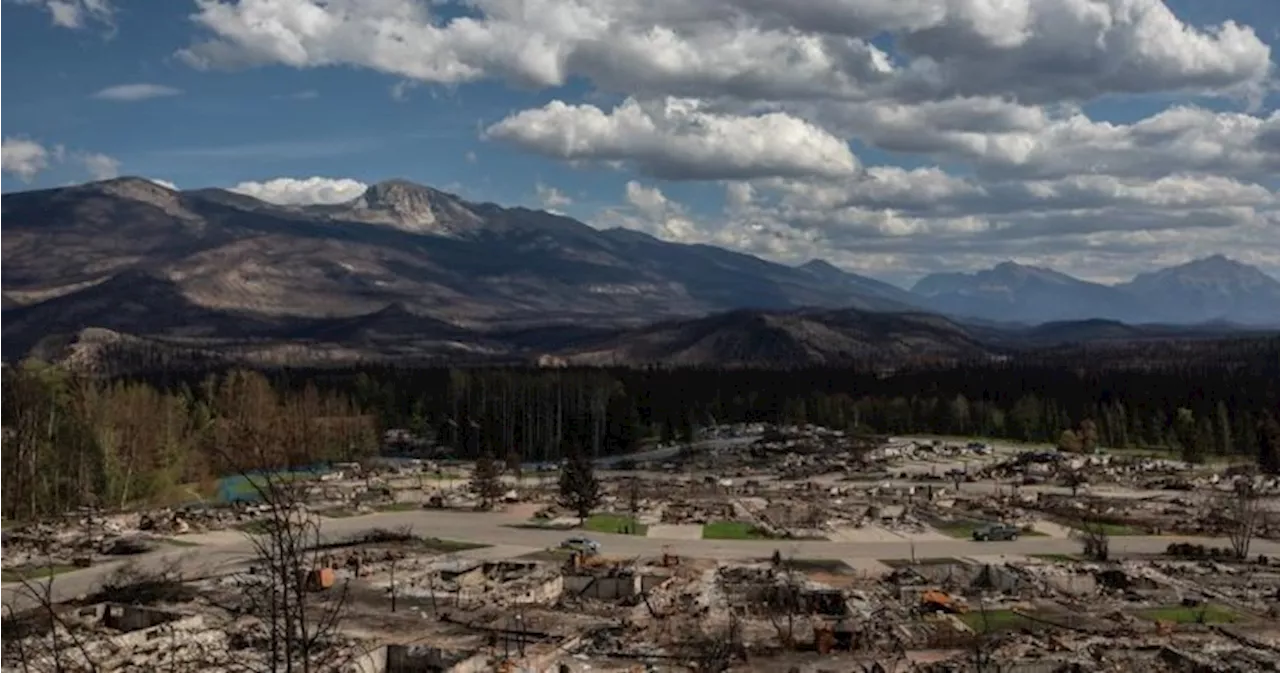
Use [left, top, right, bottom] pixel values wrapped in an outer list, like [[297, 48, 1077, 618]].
[[6, 505, 1279, 612]]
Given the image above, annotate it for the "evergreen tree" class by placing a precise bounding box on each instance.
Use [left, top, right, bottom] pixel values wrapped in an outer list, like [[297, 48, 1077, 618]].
[[558, 445, 601, 524], [470, 452, 504, 510], [604, 395, 642, 454], [1258, 413, 1280, 476]]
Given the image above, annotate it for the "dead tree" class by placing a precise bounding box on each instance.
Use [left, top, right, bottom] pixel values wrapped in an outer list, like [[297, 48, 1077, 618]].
[[1071, 505, 1111, 562], [2, 554, 101, 673], [968, 599, 1006, 673], [1225, 480, 1262, 561], [683, 611, 741, 672], [233, 472, 353, 673], [761, 554, 806, 649]]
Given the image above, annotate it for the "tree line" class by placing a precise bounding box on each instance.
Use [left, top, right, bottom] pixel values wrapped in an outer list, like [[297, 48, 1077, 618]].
[[5, 349, 1279, 519], [1, 363, 378, 521]]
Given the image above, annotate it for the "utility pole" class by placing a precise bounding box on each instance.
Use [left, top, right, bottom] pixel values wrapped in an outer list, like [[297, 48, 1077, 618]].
[[390, 557, 397, 613]]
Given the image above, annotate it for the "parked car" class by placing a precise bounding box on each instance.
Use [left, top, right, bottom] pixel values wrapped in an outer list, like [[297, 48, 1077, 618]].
[[559, 536, 601, 554], [972, 523, 1021, 541]]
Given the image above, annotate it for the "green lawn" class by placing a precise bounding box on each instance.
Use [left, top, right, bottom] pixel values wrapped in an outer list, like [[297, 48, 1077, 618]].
[[419, 537, 489, 553], [1138, 604, 1239, 625], [702, 521, 773, 540], [1075, 522, 1145, 536], [958, 609, 1031, 633], [2, 564, 79, 583], [583, 513, 647, 536], [935, 521, 1045, 539]]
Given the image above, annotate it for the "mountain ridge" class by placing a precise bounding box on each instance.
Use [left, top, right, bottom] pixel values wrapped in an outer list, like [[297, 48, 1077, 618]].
[[912, 258, 1280, 326]]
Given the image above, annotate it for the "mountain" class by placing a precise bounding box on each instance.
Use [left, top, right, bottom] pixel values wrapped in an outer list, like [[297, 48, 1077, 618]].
[[1, 177, 922, 361], [556, 307, 992, 367], [1117, 255, 1280, 325], [912, 258, 1280, 326], [911, 261, 1139, 324], [1, 270, 290, 359], [796, 259, 920, 307]]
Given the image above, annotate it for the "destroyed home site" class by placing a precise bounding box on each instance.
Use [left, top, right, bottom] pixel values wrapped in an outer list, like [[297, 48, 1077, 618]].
[[4, 423, 1280, 673]]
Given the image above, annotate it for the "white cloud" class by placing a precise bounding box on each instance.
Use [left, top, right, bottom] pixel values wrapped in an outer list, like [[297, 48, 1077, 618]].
[[612, 181, 702, 241], [178, 0, 1270, 103], [92, 83, 183, 101], [487, 97, 857, 180], [2, 137, 52, 181], [535, 182, 572, 212], [15, 0, 114, 31], [229, 176, 369, 205], [147, 178, 179, 190], [79, 152, 121, 180], [154, 0, 1280, 281]]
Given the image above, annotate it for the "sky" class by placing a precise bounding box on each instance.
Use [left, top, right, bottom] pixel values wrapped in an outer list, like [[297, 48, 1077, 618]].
[[2, 0, 1279, 287]]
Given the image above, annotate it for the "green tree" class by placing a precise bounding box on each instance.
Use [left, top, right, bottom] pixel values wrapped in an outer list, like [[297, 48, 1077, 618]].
[[558, 445, 601, 524], [1257, 413, 1280, 475], [470, 452, 504, 510]]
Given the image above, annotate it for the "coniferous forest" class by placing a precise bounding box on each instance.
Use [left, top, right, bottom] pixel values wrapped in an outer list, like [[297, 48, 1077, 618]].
[[4, 337, 1280, 521]]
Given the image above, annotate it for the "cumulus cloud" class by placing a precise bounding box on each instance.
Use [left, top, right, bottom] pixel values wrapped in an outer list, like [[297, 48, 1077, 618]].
[[2, 137, 52, 181], [178, 0, 1270, 103], [487, 97, 857, 180], [79, 152, 121, 180], [229, 176, 369, 205], [535, 182, 572, 212], [92, 83, 183, 101], [14, 0, 114, 31], [167, 0, 1280, 281]]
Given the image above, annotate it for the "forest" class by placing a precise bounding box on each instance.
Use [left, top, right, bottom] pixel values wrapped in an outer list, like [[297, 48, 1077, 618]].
[[4, 343, 1279, 520]]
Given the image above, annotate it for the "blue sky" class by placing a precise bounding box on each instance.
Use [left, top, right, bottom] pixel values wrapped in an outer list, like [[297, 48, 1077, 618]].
[[2, 0, 1278, 285]]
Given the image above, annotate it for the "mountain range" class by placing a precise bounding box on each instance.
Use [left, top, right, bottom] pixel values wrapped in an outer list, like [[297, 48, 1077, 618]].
[[3, 177, 1278, 368], [912, 257, 1280, 326]]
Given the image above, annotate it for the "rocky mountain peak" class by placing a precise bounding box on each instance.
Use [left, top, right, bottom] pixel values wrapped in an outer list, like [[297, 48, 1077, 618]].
[[81, 177, 194, 219], [340, 179, 482, 234]]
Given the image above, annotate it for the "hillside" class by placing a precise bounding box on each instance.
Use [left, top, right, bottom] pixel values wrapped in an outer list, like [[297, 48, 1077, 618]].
[[2, 178, 924, 360], [557, 308, 993, 367]]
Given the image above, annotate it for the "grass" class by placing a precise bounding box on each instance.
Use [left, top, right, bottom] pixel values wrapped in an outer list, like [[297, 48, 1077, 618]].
[[935, 521, 1046, 539], [702, 521, 774, 540], [2, 564, 79, 583], [508, 520, 577, 531], [161, 537, 201, 547], [583, 513, 648, 536], [1076, 522, 1145, 536], [419, 537, 488, 553], [1137, 604, 1239, 625], [958, 609, 1031, 633]]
